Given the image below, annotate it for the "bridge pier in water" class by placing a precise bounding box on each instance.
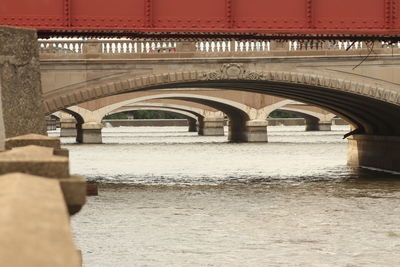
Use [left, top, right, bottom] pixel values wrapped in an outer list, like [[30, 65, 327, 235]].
[[348, 135, 400, 172], [245, 120, 269, 142], [198, 118, 225, 136], [60, 118, 78, 137], [77, 122, 103, 144], [188, 118, 197, 132], [228, 120, 268, 142]]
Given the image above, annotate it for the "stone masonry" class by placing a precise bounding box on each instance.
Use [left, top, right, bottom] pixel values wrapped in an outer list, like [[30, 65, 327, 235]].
[[0, 26, 46, 149]]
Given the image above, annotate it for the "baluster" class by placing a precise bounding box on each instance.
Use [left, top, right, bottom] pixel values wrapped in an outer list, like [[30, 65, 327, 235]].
[[110, 42, 114, 53], [110, 43, 114, 53], [135, 42, 140, 53], [123, 42, 126, 53], [117, 42, 120, 53], [138, 42, 142, 53]]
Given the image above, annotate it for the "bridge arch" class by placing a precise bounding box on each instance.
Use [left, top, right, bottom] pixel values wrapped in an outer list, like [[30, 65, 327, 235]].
[[107, 105, 201, 132], [276, 107, 336, 122], [94, 93, 250, 120], [107, 106, 200, 121], [44, 67, 400, 137], [70, 93, 256, 141]]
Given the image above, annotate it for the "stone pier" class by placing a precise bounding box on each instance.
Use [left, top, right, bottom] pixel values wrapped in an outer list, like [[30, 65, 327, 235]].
[[347, 135, 400, 172], [198, 118, 225, 136], [77, 122, 103, 144], [0, 26, 46, 149], [188, 118, 197, 132], [245, 120, 268, 142], [60, 118, 78, 137]]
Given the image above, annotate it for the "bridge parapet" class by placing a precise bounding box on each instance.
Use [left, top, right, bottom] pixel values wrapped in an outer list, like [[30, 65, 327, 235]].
[[39, 39, 396, 58]]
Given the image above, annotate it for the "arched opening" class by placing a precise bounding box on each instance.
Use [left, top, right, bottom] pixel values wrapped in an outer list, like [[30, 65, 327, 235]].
[[105, 106, 202, 132]]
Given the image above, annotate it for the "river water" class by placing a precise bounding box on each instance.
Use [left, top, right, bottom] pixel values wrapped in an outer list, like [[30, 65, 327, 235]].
[[56, 126, 400, 266]]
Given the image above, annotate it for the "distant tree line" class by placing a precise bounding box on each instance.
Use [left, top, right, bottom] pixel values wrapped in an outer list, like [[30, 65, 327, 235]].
[[269, 110, 302, 118], [104, 111, 186, 120]]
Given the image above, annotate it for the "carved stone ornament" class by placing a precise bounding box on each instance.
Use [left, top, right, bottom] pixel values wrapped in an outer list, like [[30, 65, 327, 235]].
[[202, 63, 264, 80]]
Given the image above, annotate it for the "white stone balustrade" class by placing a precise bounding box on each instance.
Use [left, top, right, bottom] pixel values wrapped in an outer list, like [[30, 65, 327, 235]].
[[39, 39, 396, 55]]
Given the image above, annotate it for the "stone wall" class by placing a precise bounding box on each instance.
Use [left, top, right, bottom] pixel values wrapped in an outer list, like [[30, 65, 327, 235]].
[[0, 26, 46, 149]]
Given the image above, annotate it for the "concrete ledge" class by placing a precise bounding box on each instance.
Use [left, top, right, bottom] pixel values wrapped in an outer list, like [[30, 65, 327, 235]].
[[5, 134, 69, 157], [0, 146, 69, 178], [348, 134, 400, 172], [5, 134, 60, 150], [0, 173, 81, 267]]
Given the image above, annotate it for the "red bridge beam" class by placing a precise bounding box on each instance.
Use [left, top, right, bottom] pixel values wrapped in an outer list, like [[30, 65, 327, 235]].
[[1, 0, 400, 40]]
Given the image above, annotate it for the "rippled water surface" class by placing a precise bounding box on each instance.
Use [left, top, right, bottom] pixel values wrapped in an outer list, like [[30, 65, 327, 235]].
[[57, 126, 400, 266]]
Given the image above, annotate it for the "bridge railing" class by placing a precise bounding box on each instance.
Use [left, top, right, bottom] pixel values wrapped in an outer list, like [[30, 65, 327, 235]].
[[38, 39, 399, 55]]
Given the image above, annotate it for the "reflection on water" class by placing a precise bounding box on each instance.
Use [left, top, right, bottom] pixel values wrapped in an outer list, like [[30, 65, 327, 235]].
[[58, 126, 400, 267]]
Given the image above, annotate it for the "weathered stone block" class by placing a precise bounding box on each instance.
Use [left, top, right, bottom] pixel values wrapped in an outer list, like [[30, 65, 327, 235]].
[[0, 26, 46, 149], [0, 173, 81, 267], [5, 133, 68, 157], [0, 145, 69, 178], [5, 133, 60, 150], [86, 183, 99, 196]]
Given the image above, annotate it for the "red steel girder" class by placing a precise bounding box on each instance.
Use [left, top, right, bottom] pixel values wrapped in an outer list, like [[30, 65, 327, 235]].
[[1, 0, 400, 40]]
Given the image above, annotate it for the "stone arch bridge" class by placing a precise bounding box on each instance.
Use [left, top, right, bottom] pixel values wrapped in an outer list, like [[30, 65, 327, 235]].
[[40, 40, 400, 171]]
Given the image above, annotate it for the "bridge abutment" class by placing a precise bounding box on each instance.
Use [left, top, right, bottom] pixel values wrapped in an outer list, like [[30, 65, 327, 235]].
[[77, 122, 102, 144], [60, 118, 78, 137], [198, 118, 224, 136], [347, 135, 400, 172]]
